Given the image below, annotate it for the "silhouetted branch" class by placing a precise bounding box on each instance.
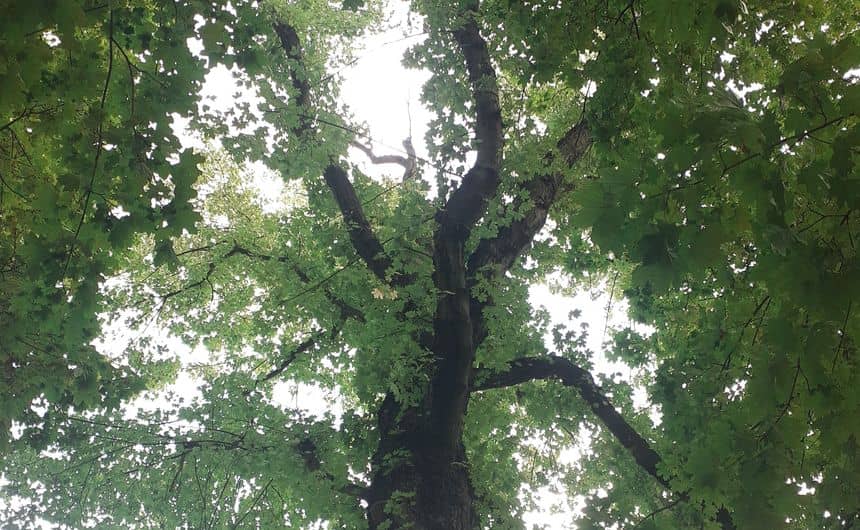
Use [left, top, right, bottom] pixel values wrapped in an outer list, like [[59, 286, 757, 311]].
[[472, 355, 736, 530], [274, 20, 407, 286], [351, 140, 410, 167], [436, 0, 503, 243], [351, 138, 418, 182]]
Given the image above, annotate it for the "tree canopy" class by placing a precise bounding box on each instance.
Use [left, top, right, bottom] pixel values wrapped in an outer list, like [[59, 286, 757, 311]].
[[1, 0, 859, 528]]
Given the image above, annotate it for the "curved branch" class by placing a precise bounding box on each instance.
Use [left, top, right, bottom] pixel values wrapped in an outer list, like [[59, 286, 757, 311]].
[[436, 1, 503, 242], [351, 140, 410, 167], [472, 355, 666, 486], [351, 138, 418, 182]]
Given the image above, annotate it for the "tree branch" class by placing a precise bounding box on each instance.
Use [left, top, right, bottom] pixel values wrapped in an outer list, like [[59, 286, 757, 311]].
[[472, 355, 667, 486], [273, 21, 405, 286], [255, 331, 326, 386], [472, 355, 736, 529], [296, 437, 368, 500], [436, 1, 503, 242], [467, 122, 591, 349], [351, 138, 418, 182], [273, 22, 310, 130], [467, 121, 591, 281], [323, 164, 411, 286], [351, 140, 410, 167], [226, 243, 366, 322], [421, 2, 504, 453]]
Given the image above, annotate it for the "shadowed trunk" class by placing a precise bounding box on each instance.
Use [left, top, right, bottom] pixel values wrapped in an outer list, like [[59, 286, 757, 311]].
[[366, 396, 479, 530]]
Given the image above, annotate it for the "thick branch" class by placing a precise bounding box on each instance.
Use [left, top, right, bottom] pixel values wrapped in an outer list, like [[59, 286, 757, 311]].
[[467, 121, 591, 281], [324, 165, 411, 286], [273, 22, 310, 121], [467, 122, 590, 349], [472, 355, 736, 529], [473, 355, 667, 486], [273, 21, 403, 286], [436, 1, 503, 242]]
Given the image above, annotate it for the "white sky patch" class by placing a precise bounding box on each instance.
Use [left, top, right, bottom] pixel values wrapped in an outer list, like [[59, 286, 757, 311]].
[[530, 277, 658, 417]]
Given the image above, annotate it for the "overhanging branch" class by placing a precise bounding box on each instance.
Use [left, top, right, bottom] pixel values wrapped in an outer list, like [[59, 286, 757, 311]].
[[472, 355, 736, 529], [472, 355, 666, 486]]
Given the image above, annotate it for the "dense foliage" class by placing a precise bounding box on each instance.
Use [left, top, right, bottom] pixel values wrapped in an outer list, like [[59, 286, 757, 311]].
[[1, 0, 858, 528]]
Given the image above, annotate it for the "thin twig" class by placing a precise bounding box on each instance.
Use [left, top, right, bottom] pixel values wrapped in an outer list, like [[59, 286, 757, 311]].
[[831, 300, 852, 372], [632, 497, 684, 529], [0, 108, 31, 135], [63, 10, 115, 278]]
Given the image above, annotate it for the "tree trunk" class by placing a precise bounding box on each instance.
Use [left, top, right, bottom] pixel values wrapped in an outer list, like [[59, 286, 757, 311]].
[[365, 395, 479, 530], [365, 228, 481, 529]]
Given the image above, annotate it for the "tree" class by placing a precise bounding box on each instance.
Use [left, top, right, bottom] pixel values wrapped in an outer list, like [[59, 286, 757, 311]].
[[1, 0, 859, 528]]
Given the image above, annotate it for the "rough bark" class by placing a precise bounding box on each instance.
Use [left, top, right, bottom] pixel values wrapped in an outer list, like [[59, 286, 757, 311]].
[[398, 3, 504, 528]]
